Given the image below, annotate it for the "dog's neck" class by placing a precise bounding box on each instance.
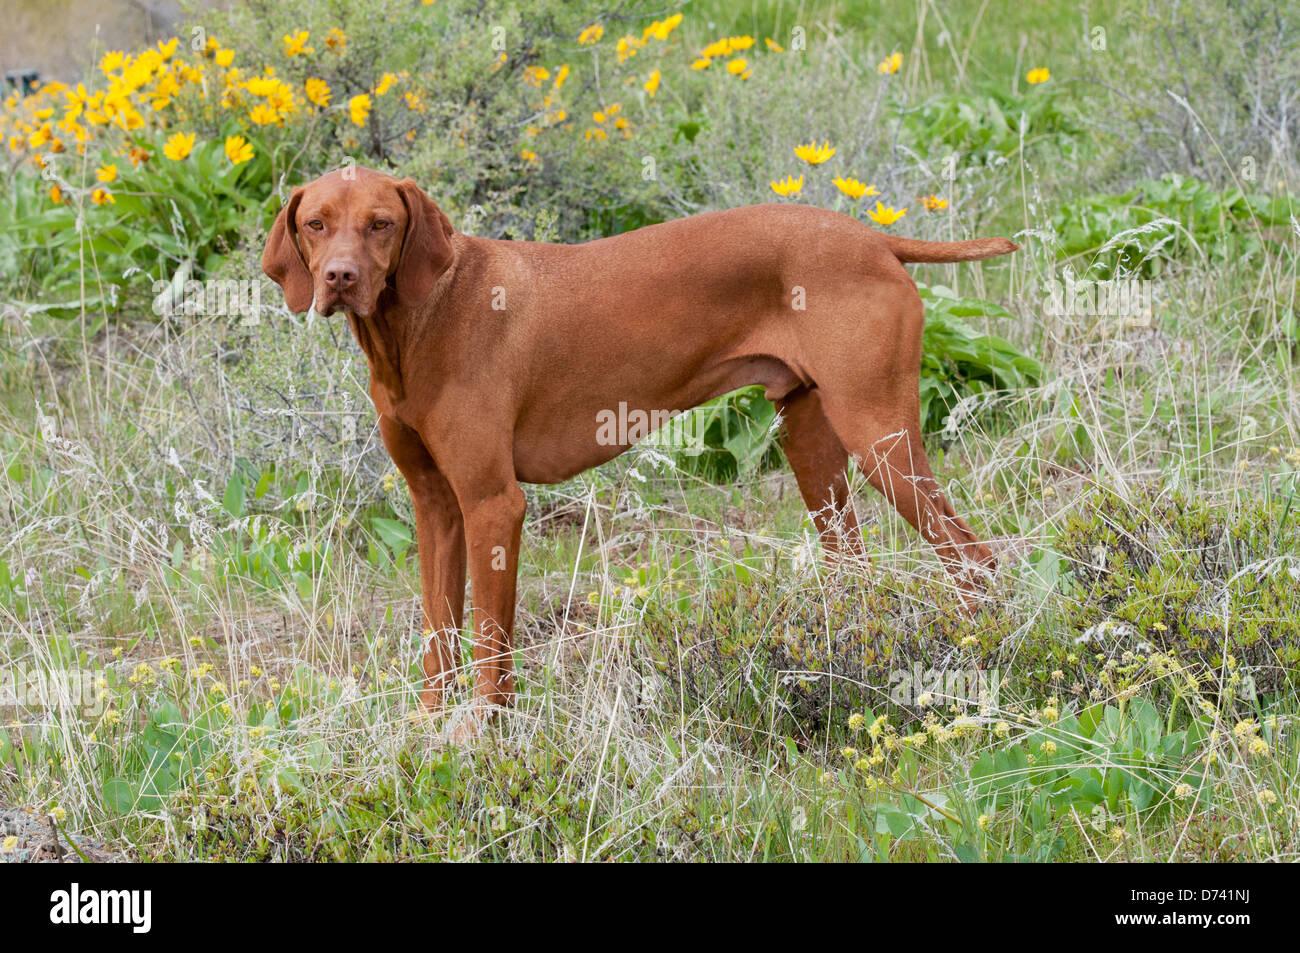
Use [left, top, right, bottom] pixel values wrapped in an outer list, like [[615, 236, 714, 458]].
[[346, 294, 406, 404]]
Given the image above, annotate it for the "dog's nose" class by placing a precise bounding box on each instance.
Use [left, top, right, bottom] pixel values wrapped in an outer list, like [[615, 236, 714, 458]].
[[323, 260, 359, 290]]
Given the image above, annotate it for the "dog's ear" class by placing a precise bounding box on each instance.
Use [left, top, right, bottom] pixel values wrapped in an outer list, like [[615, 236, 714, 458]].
[[262, 187, 313, 314], [394, 178, 454, 309]]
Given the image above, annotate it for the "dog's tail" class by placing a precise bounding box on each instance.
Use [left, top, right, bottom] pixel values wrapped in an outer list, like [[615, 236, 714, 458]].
[[884, 235, 1020, 263]]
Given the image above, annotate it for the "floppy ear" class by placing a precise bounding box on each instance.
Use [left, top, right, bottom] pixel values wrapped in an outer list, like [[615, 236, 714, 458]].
[[261, 188, 313, 314], [394, 178, 455, 309]]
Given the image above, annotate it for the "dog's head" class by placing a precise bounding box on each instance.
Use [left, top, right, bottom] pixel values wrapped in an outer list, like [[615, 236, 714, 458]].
[[262, 167, 454, 318]]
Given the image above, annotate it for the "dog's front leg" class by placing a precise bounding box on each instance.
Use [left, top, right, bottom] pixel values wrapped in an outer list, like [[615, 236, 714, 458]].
[[378, 416, 466, 711], [455, 479, 526, 710]]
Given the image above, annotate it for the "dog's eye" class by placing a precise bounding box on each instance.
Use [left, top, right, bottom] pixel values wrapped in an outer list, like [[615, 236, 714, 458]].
[[306, 220, 324, 231], [373, 220, 391, 230]]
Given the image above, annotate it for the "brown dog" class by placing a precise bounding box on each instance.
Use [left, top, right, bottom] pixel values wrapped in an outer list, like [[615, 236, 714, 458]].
[[262, 167, 1017, 725]]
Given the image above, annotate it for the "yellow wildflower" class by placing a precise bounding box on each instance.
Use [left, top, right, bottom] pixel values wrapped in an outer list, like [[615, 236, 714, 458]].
[[305, 77, 331, 107], [96, 162, 117, 183], [878, 51, 903, 75], [866, 201, 906, 225], [349, 93, 371, 126], [1026, 67, 1050, 84], [832, 176, 876, 199], [794, 140, 835, 164], [578, 24, 604, 44], [224, 135, 254, 164], [770, 174, 803, 197], [162, 131, 194, 160], [283, 31, 314, 57]]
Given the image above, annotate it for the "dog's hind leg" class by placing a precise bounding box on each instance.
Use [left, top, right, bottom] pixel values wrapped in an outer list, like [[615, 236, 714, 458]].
[[776, 387, 866, 559]]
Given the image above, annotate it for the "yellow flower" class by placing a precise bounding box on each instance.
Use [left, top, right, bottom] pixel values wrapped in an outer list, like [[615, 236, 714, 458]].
[[765, 37, 785, 52], [643, 69, 661, 97], [96, 162, 118, 183], [99, 51, 125, 73], [128, 145, 150, 166], [832, 176, 876, 199], [349, 93, 371, 127], [162, 131, 194, 160], [727, 58, 748, 75], [224, 135, 254, 164], [616, 35, 641, 63], [521, 147, 538, 164], [248, 103, 279, 125], [49, 184, 63, 203], [691, 58, 711, 70], [553, 64, 570, 89], [770, 174, 803, 197], [374, 72, 399, 96], [578, 24, 604, 44], [794, 140, 835, 164], [215, 48, 235, 68], [523, 66, 550, 88], [866, 201, 906, 225], [877, 51, 903, 75], [920, 193, 948, 211], [325, 28, 346, 52], [1026, 67, 1050, 84], [283, 30, 314, 57], [305, 77, 331, 107], [642, 14, 682, 43], [91, 187, 114, 205]]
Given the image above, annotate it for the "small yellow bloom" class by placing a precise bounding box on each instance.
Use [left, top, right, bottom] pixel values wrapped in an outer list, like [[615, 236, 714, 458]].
[[1026, 67, 1050, 84], [374, 72, 399, 96], [920, 193, 948, 212], [215, 48, 235, 68], [305, 77, 331, 107], [832, 176, 876, 199], [578, 24, 604, 44], [770, 174, 803, 197], [794, 140, 835, 164], [49, 184, 63, 203], [523, 66, 549, 88], [765, 37, 784, 53], [727, 58, 748, 75], [162, 131, 194, 160], [866, 201, 906, 225], [283, 30, 314, 57], [325, 28, 346, 52], [248, 103, 279, 126], [96, 162, 118, 183], [349, 93, 371, 127], [553, 64, 570, 89], [616, 35, 642, 63], [691, 58, 712, 70], [224, 135, 254, 165], [877, 51, 903, 75], [643, 69, 661, 97]]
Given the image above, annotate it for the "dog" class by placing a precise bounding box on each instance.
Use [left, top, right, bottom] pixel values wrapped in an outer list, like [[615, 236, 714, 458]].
[[262, 166, 1017, 730]]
